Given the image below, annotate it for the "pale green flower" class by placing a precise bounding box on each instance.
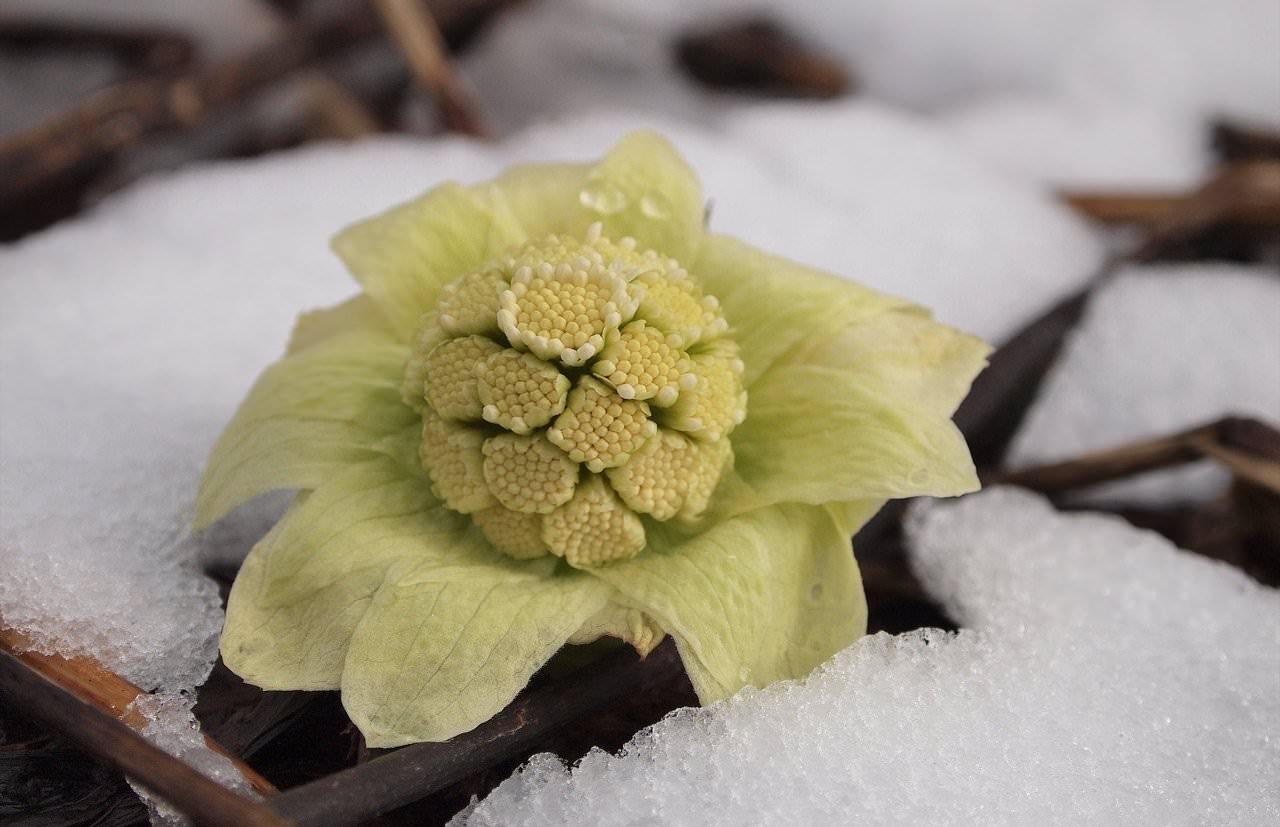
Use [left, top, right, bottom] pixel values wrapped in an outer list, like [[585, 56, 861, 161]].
[[197, 133, 990, 747]]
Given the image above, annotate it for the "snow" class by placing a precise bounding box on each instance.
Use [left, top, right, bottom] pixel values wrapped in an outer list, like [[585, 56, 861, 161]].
[[453, 487, 1280, 827], [126, 692, 258, 825], [567, 0, 1280, 126], [940, 98, 1210, 190], [1008, 264, 1280, 504], [459, 0, 1280, 188]]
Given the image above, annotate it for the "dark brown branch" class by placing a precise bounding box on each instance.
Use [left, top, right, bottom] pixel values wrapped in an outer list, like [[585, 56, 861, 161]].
[[0, 650, 287, 827], [0, 2, 384, 205], [1061, 161, 1280, 258], [269, 641, 683, 827], [954, 291, 1092, 467], [0, 21, 194, 75], [1214, 120, 1280, 163], [0, 625, 276, 796], [990, 416, 1280, 495], [1060, 192, 1187, 224], [675, 18, 852, 99], [372, 0, 492, 138], [250, 0, 380, 140]]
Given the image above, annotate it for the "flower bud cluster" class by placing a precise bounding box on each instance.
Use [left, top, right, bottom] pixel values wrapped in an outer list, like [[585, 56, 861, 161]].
[[406, 223, 746, 567]]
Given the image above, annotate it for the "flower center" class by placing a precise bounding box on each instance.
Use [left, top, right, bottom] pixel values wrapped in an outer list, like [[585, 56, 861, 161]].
[[405, 224, 746, 567]]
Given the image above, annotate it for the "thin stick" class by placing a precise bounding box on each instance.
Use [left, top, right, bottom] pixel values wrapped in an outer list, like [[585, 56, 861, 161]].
[[249, 0, 380, 140], [372, 0, 492, 138], [1060, 161, 1280, 258], [0, 2, 383, 203], [0, 21, 194, 75], [990, 416, 1280, 495], [0, 650, 286, 827], [1060, 192, 1187, 224], [269, 640, 683, 827], [0, 624, 276, 796], [675, 18, 851, 98]]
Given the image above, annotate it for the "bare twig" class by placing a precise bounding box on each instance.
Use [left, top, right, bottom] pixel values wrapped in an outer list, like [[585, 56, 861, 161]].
[[989, 416, 1280, 496], [1214, 120, 1280, 163], [1060, 161, 1280, 258], [0, 624, 276, 796], [0, 2, 383, 205], [675, 17, 851, 98], [249, 0, 380, 140], [0, 21, 194, 75], [0, 649, 287, 827], [372, 0, 491, 138], [1060, 192, 1187, 224]]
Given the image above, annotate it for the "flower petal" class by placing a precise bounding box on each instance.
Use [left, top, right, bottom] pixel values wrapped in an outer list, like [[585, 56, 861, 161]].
[[286, 294, 393, 355], [693, 234, 911, 386], [694, 234, 990, 513], [220, 506, 387, 690], [726, 361, 980, 510], [800, 310, 994, 417], [341, 562, 611, 746], [588, 504, 865, 702], [568, 601, 666, 657], [194, 332, 416, 529], [483, 162, 593, 241], [580, 132, 706, 263], [255, 455, 467, 606], [332, 183, 527, 340], [219, 454, 465, 689]]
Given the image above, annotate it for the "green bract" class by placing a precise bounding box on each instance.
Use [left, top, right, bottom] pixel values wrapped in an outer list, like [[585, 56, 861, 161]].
[[198, 133, 990, 747]]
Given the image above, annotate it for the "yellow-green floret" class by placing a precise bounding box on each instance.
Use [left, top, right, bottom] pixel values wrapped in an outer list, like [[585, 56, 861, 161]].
[[407, 223, 746, 568]]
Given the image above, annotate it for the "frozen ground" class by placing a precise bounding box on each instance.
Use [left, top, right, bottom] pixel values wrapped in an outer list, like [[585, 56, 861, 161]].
[[1008, 264, 1280, 504], [0, 111, 1098, 790], [455, 487, 1280, 827]]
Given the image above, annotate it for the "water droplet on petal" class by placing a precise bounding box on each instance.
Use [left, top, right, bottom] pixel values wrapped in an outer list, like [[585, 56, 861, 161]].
[[639, 193, 671, 220], [579, 180, 628, 215]]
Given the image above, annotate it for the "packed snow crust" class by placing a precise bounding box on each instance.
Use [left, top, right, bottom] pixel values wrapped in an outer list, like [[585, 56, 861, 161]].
[[455, 487, 1280, 827], [1009, 264, 1280, 504]]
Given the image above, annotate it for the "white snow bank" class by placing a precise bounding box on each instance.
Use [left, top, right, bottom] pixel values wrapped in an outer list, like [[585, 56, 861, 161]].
[[461, 0, 1278, 188], [454, 487, 1280, 827], [1008, 264, 1280, 504], [569, 0, 1280, 126], [940, 98, 1210, 190]]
